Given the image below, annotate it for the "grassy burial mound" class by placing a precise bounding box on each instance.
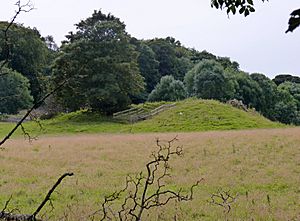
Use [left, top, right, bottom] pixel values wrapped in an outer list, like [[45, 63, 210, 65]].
[[131, 99, 284, 132], [0, 99, 284, 137]]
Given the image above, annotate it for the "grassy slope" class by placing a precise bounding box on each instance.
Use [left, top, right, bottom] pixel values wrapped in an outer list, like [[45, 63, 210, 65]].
[[0, 129, 299, 220], [131, 99, 284, 132], [0, 99, 284, 137]]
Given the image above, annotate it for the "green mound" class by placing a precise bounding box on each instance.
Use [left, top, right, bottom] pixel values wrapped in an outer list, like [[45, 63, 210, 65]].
[[130, 99, 284, 132], [0, 99, 284, 137]]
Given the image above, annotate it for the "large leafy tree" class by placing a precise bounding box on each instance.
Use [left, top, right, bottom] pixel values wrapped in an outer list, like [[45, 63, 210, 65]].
[[273, 86, 300, 125], [0, 22, 50, 101], [184, 59, 234, 101], [52, 10, 144, 114], [250, 73, 278, 119], [278, 82, 300, 110], [135, 42, 160, 93], [146, 37, 193, 81], [0, 67, 33, 114], [229, 70, 262, 108], [210, 0, 300, 33]]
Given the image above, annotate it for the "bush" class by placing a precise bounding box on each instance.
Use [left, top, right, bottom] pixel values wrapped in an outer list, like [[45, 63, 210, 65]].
[[0, 68, 33, 114], [148, 75, 186, 102], [184, 59, 233, 101]]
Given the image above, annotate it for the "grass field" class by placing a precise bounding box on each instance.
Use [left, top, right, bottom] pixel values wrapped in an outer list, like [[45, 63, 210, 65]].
[[0, 99, 284, 139], [0, 128, 299, 220]]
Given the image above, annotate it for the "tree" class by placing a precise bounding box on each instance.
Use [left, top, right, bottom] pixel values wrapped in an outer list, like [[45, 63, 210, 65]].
[[273, 74, 300, 86], [52, 10, 144, 115], [146, 37, 193, 81], [0, 67, 33, 114], [226, 70, 262, 108], [0, 22, 50, 101], [136, 43, 160, 93], [277, 82, 300, 110], [184, 59, 234, 101], [210, 0, 300, 33], [250, 73, 278, 119], [273, 87, 300, 125], [148, 75, 186, 102]]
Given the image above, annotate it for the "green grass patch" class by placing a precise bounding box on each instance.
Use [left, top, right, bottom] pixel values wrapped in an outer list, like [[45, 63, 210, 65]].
[[0, 99, 285, 137]]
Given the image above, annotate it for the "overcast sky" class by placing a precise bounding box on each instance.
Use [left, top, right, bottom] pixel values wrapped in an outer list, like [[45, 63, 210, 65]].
[[0, 0, 299, 78]]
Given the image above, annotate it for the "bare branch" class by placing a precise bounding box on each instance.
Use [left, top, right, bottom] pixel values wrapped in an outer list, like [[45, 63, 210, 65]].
[[209, 189, 238, 213], [98, 137, 202, 221], [32, 172, 74, 219], [0, 79, 68, 148]]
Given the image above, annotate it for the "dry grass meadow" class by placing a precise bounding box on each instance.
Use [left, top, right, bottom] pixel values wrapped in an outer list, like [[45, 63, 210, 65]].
[[0, 128, 299, 220]]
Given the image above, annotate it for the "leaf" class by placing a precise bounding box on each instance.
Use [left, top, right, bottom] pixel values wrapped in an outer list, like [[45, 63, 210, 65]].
[[244, 8, 250, 17], [218, 0, 224, 7], [231, 6, 237, 15], [213, 1, 219, 9], [249, 6, 255, 13], [227, 7, 231, 14], [286, 9, 300, 33], [239, 6, 246, 14], [247, 0, 253, 5]]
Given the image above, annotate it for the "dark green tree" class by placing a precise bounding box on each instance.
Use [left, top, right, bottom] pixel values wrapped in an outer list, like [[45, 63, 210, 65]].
[[273, 74, 300, 86], [191, 50, 239, 71], [273, 87, 300, 125], [250, 73, 278, 119], [136, 43, 160, 93], [52, 10, 144, 115], [184, 59, 234, 100], [0, 67, 33, 114], [277, 82, 300, 110], [227, 70, 262, 108], [148, 75, 186, 102], [0, 22, 50, 101], [146, 37, 193, 81]]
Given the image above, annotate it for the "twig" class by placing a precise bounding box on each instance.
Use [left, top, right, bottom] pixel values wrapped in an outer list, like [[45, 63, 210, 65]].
[[31, 172, 74, 219]]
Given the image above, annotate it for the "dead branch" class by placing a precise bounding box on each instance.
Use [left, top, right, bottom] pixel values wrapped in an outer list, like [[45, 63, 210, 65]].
[[0, 173, 73, 221], [0, 78, 68, 148], [32, 172, 74, 219], [96, 137, 202, 221], [209, 189, 238, 213]]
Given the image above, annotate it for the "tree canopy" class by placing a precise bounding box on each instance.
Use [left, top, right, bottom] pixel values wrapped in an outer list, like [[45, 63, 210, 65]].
[[52, 10, 144, 114], [184, 59, 234, 101], [148, 75, 186, 102], [0, 22, 50, 101], [0, 67, 33, 114]]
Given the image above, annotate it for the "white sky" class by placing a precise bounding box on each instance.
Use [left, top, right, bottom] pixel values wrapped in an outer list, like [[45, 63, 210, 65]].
[[0, 0, 299, 78]]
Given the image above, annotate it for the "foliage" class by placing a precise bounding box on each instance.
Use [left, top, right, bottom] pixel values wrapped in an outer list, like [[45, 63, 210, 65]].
[[0, 67, 33, 114], [210, 0, 300, 33], [286, 8, 300, 33], [52, 10, 144, 115], [228, 70, 262, 108], [250, 73, 278, 119], [184, 60, 234, 101], [270, 82, 300, 125], [191, 50, 239, 71], [148, 75, 186, 102], [272, 74, 300, 86], [146, 37, 193, 81], [0, 22, 50, 101]]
